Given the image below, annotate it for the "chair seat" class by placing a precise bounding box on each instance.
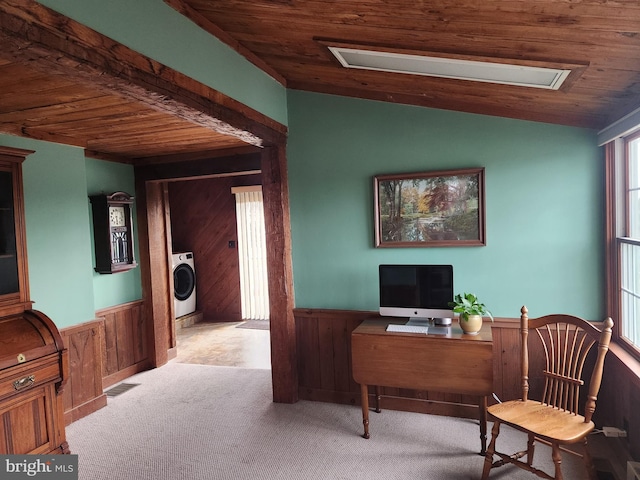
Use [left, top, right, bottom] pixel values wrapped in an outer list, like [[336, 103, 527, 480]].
[[488, 400, 594, 444]]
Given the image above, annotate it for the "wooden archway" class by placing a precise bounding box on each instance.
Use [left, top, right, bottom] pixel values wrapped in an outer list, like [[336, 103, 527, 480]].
[[0, 0, 298, 403], [136, 146, 297, 404]]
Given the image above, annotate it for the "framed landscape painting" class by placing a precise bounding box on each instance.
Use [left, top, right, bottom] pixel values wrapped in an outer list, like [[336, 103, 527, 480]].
[[374, 167, 486, 247]]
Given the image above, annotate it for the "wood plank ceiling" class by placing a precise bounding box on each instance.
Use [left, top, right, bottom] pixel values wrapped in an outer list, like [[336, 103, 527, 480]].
[[0, 59, 252, 160], [171, 0, 640, 130], [1, 0, 639, 163], [0, 0, 280, 163]]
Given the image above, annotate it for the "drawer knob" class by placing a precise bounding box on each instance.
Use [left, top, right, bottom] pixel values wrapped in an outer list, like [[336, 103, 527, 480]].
[[13, 375, 35, 391]]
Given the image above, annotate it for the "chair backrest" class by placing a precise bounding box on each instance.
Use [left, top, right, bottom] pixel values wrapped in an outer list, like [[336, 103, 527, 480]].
[[519, 306, 613, 423]]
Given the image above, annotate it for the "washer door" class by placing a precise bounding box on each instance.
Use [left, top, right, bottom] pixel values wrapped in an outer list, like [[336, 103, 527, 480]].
[[174, 263, 195, 301]]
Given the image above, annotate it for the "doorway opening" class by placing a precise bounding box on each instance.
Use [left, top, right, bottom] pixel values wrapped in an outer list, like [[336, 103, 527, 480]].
[[142, 145, 297, 402], [167, 174, 271, 369]]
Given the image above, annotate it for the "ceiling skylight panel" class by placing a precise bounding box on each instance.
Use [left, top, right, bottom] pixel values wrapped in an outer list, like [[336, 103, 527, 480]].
[[329, 47, 571, 90]]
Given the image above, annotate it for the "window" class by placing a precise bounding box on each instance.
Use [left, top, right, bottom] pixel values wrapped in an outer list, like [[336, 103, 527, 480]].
[[608, 132, 640, 357], [620, 134, 640, 350]]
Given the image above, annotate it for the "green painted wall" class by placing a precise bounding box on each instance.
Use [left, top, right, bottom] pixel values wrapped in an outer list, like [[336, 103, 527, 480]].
[[85, 158, 142, 310], [287, 91, 604, 320], [2, 3, 606, 325], [36, 0, 287, 125], [0, 134, 95, 328], [0, 134, 141, 328]]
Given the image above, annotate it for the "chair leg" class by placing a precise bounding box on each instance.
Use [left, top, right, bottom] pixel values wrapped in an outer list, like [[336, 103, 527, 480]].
[[552, 443, 563, 480], [481, 421, 501, 479], [526, 433, 535, 467], [582, 437, 598, 480]]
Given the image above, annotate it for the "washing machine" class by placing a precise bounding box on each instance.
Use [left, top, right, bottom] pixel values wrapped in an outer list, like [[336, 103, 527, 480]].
[[172, 252, 196, 318]]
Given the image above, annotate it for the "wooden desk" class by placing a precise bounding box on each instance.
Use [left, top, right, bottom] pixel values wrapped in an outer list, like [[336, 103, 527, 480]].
[[351, 318, 493, 454]]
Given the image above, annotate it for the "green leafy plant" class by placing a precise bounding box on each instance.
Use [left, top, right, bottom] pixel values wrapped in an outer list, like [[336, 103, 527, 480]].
[[448, 293, 494, 322]]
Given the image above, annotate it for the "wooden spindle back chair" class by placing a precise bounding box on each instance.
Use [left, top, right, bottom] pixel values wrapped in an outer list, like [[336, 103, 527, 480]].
[[481, 306, 614, 480]]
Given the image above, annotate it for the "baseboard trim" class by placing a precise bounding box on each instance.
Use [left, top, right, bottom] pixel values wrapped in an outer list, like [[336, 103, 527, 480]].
[[102, 362, 150, 389], [63, 394, 108, 426]]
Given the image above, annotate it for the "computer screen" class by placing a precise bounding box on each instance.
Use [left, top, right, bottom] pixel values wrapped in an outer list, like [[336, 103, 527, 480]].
[[379, 264, 454, 320]]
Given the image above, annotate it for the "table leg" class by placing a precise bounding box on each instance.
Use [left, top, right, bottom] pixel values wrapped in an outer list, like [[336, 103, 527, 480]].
[[479, 396, 488, 455], [360, 383, 370, 439], [374, 385, 381, 413]]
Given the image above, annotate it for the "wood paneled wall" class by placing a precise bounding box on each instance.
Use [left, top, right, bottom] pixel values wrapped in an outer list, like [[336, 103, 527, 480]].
[[58, 301, 640, 461], [295, 308, 505, 419], [60, 320, 106, 425], [168, 174, 261, 322], [597, 345, 640, 460], [97, 300, 149, 388], [294, 308, 636, 437], [295, 309, 368, 406], [60, 300, 150, 424]]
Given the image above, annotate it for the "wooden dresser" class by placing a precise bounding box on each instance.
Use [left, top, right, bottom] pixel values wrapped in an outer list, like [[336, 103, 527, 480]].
[[0, 146, 70, 454], [0, 310, 69, 454]]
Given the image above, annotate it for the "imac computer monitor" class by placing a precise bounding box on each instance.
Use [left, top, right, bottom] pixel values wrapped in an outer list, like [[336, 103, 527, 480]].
[[379, 264, 454, 325]]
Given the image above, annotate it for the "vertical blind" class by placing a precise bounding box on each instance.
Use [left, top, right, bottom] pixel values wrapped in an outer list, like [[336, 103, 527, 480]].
[[232, 186, 270, 320], [621, 241, 640, 347]]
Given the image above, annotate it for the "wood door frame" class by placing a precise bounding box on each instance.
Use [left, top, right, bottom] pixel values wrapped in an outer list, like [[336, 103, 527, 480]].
[[0, 1, 298, 404], [136, 146, 298, 404]]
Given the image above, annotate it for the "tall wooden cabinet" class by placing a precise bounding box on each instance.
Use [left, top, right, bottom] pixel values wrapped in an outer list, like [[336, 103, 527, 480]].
[[0, 147, 30, 313], [0, 146, 69, 454]]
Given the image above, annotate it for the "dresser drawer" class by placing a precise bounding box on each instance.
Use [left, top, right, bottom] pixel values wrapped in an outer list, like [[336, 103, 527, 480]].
[[0, 357, 61, 402]]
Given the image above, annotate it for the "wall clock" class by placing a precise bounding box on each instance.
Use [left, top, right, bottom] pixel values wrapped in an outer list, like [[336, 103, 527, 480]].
[[89, 192, 137, 274]]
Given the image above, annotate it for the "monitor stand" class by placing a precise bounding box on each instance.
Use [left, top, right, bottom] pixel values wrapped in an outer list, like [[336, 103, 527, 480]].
[[433, 317, 452, 326], [405, 318, 452, 327], [405, 318, 430, 327]]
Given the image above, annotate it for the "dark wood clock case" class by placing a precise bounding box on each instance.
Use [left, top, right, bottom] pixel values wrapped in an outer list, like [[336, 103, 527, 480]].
[[90, 192, 137, 274]]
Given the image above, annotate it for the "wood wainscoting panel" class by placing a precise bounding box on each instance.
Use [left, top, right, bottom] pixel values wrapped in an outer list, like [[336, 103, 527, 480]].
[[490, 320, 521, 402], [60, 320, 107, 425], [60, 300, 150, 424], [295, 308, 633, 455], [295, 309, 370, 405], [596, 344, 640, 460], [97, 300, 149, 389], [294, 309, 523, 419]]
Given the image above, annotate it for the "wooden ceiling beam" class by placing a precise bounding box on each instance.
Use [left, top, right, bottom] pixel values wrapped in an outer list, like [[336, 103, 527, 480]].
[[133, 145, 263, 166], [135, 151, 262, 182], [84, 150, 135, 165], [0, 0, 286, 148]]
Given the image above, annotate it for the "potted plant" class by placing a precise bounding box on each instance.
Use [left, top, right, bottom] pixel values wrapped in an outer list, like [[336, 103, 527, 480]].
[[448, 293, 493, 335]]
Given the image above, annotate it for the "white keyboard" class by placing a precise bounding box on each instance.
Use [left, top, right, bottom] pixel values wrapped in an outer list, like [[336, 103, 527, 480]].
[[386, 324, 429, 334]]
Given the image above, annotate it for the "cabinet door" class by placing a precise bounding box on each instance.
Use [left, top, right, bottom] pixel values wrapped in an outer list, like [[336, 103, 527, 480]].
[[0, 384, 60, 454], [0, 170, 19, 296], [0, 146, 33, 312]]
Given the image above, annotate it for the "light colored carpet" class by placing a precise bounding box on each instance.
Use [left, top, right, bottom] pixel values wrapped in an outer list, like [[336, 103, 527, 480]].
[[66, 362, 585, 479]]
